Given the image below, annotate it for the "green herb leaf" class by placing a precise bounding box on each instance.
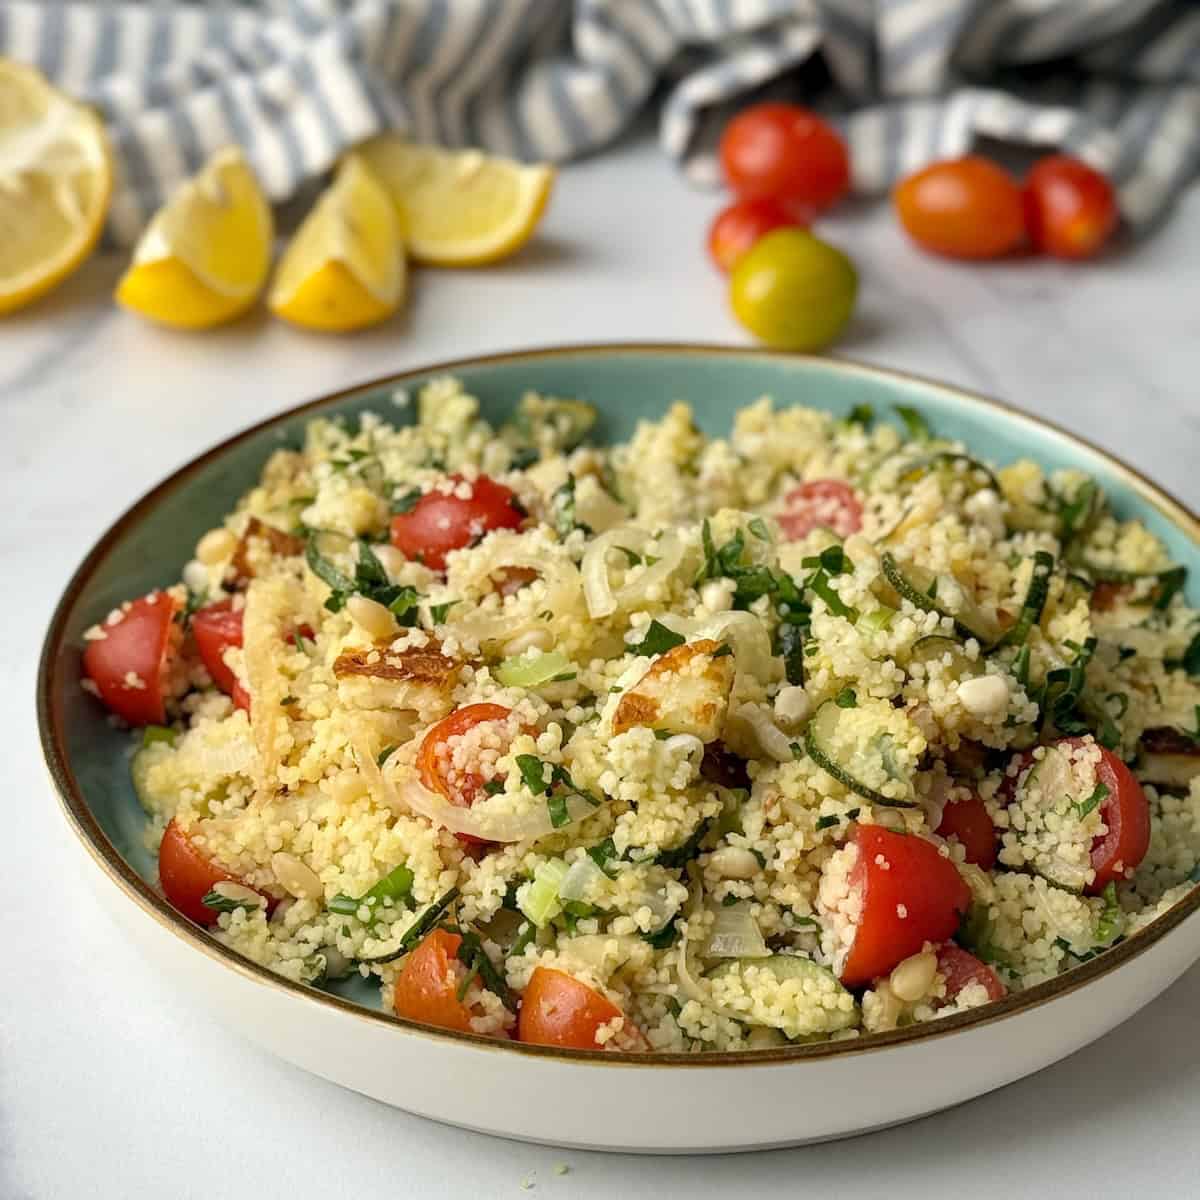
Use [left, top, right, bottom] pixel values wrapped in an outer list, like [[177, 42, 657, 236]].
[[516, 753, 550, 794], [628, 619, 686, 657], [510, 446, 540, 471], [429, 600, 457, 624], [201, 888, 263, 915], [547, 791, 569, 828], [834, 687, 857, 709], [748, 517, 771, 542], [1094, 881, 1123, 943], [845, 404, 874, 428], [551, 476, 592, 539], [142, 725, 177, 747], [357, 886, 460, 964], [376, 744, 397, 767], [482, 778, 505, 796], [1075, 781, 1109, 820], [642, 919, 681, 949], [655, 819, 713, 870], [391, 487, 422, 515], [895, 405, 931, 442], [508, 920, 537, 958], [616, 546, 642, 567]]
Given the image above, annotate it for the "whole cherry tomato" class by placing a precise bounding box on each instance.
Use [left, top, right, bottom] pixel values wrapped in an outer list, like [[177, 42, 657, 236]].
[[1024, 155, 1118, 259], [719, 103, 850, 217], [729, 229, 857, 351], [893, 156, 1025, 260], [707, 197, 802, 273]]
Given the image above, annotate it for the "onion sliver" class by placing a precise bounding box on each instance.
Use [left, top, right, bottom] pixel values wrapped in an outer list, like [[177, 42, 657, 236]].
[[659, 610, 779, 685], [395, 774, 599, 843], [582, 527, 684, 619], [703, 902, 770, 960]]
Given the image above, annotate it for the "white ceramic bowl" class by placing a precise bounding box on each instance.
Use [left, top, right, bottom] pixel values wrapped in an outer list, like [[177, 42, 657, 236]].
[[40, 346, 1200, 1152]]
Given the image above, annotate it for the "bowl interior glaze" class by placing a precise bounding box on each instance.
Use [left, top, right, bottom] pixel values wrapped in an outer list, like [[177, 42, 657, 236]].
[[41, 346, 1200, 1037]]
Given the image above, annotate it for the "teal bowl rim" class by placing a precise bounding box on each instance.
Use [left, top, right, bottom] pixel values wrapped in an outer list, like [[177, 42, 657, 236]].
[[37, 343, 1200, 1070]]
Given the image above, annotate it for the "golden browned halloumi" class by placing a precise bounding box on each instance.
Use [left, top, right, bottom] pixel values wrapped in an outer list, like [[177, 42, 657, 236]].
[[613, 638, 734, 742]]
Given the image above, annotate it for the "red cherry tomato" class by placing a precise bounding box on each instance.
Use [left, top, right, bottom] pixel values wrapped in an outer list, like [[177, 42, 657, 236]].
[[707, 197, 803, 273], [393, 928, 506, 1035], [777, 479, 863, 540], [1024, 155, 1118, 260], [894, 156, 1025, 260], [1001, 739, 1150, 894], [719, 102, 850, 216], [418, 703, 514, 806], [158, 818, 266, 925], [192, 599, 243, 696], [936, 944, 1006, 1002], [390, 474, 524, 572], [1062, 737, 1150, 894], [935, 792, 997, 869], [517, 966, 631, 1050], [837, 825, 972, 988], [82, 591, 182, 726]]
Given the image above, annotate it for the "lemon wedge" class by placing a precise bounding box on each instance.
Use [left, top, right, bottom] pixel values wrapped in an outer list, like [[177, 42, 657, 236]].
[[116, 146, 272, 329], [0, 59, 112, 315], [355, 136, 554, 266], [269, 154, 405, 332]]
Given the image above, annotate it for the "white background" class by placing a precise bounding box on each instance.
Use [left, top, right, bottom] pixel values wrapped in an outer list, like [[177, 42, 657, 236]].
[[3, 136, 1199, 1199]]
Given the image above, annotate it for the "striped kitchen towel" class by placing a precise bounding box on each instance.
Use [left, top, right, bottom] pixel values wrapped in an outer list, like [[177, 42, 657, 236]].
[[4, 0, 1199, 245]]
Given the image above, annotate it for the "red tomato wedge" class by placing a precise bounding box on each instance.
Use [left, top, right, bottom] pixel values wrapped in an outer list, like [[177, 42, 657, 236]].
[[837, 826, 972, 988], [82, 591, 182, 726], [935, 793, 997, 869], [1059, 737, 1151, 894], [390, 474, 524, 572], [777, 479, 862, 540], [158, 818, 266, 925], [393, 928, 498, 1035], [192, 599, 243, 696], [936, 944, 1005, 1002], [517, 966, 633, 1050]]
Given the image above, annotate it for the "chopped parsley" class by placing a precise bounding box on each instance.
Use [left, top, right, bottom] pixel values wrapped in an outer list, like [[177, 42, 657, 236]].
[[357, 886, 460, 964], [845, 404, 874, 428], [429, 600, 457, 624], [200, 888, 261, 915], [628, 619, 686, 657], [327, 862, 415, 920], [551, 476, 592, 539], [515, 754, 602, 828], [1074, 781, 1109, 821], [834, 687, 857, 709], [376, 744, 398, 767], [1094, 882, 1123, 944], [305, 534, 422, 619], [390, 487, 422, 515], [894, 405, 931, 442]]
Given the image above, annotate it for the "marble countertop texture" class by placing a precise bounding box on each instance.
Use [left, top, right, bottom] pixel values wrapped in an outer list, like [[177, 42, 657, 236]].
[[3, 134, 1198, 1200]]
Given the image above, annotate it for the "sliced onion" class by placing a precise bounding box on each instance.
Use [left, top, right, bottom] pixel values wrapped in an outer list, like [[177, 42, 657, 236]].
[[351, 728, 408, 816], [565, 933, 644, 972], [675, 880, 751, 1022], [451, 539, 583, 643], [730, 701, 794, 763], [582, 527, 684, 619], [394, 772, 598, 843], [702, 902, 770, 960]]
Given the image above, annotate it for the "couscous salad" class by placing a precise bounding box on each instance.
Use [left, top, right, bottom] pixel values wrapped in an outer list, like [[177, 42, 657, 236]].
[[81, 382, 1200, 1052]]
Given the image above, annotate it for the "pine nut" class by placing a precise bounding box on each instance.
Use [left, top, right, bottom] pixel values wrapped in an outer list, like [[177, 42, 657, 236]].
[[889, 951, 938, 1003], [371, 543, 406, 582], [347, 594, 397, 640], [211, 881, 265, 909], [773, 685, 810, 728], [181, 560, 209, 593], [271, 851, 323, 900], [957, 674, 1010, 717], [195, 527, 237, 564], [708, 846, 760, 881]]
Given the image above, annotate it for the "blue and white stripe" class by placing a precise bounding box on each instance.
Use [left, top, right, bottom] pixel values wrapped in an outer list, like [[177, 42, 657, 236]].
[[4, 0, 1198, 243]]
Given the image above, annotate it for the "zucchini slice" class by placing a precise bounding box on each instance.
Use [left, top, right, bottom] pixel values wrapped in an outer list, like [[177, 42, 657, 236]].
[[1009, 746, 1097, 894], [804, 699, 916, 807], [908, 634, 974, 677], [1068, 556, 1186, 611], [896, 451, 1001, 498], [709, 955, 859, 1034], [880, 552, 1000, 646], [999, 551, 1055, 647]]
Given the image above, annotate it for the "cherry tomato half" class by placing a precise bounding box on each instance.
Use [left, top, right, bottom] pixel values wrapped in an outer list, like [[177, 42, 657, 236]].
[[1061, 737, 1150, 893], [158, 818, 265, 925], [838, 825, 972, 988], [936, 943, 1005, 1002], [82, 591, 182, 726], [392, 928, 502, 1035], [777, 479, 863, 541], [418, 703, 515, 807], [719, 103, 850, 217], [935, 792, 997, 869], [192, 599, 243, 697], [707, 197, 803, 273], [894, 156, 1025, 260], [1024, 155, 1118, 260], [390, 474, 524, 572], [729, 229, 857, 352], [517, 966, 627, 1050]]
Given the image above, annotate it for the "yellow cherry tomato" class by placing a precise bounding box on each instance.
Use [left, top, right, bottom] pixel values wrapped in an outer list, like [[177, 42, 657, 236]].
[[729, 229, 857, 351]]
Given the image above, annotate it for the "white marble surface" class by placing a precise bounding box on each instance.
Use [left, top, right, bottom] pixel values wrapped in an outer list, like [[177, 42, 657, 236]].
[[4, 135, 1199, 1199]]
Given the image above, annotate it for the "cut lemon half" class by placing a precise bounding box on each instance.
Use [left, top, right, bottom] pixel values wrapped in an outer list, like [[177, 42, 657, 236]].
[[0, 59, 112, 316], [355, 136, 554, 266], [269, 154, 405, 332], [116, 146, 272, 329]]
